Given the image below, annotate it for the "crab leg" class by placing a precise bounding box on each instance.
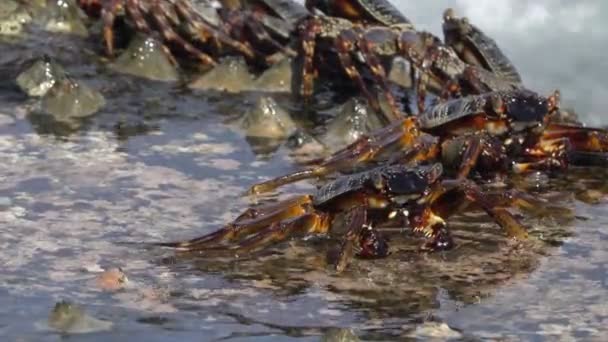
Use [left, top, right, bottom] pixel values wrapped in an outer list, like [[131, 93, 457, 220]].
[[174, 0, 256, 60], [452, 134, 485, 180], [350, 29, 403, 122], [542, 124, 608, 152], [334, 29, 390, 121], [334, 206, 388, 272], [146, 1, 217, 66], [248, 117, 420, 194], [443, 179, 529, 239], [101, 0, 123, 56], [155, 195, 314, 250], [174, 212, 332, 258], [298, 16, 322, 101]]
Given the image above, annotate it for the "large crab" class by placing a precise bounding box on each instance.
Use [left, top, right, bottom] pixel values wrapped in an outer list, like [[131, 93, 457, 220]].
[[155, 163, 529, 272], [77, 0, 307, 67], [248, 88, 608, 194]]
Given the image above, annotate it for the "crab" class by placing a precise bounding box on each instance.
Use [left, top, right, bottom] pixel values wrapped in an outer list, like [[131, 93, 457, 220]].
[[295, 14, 450, 122], [155, 163, 529, 272], [248, 88, 608, 194], [442, 8, 522, 85], [77, 0, 306, 67]]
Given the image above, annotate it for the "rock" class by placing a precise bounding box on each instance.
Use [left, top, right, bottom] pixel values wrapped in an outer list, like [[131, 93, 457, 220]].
[[286, 130, 326, 158], [239, 96, 297, 139], [41, 76, 106, 121], [321, 328, 361, 342], [406, 322, 463, 340], [16, 57, 67, 97], [94, 268, 128, 292], [47, 300, 113, 334], [322, 97, 384, 151], [189, 57, 255, 93], [32, 0, 88, 37], [252, 56, 293, 93], [0, 0, 32, 36], [111, 35, 180, 82]]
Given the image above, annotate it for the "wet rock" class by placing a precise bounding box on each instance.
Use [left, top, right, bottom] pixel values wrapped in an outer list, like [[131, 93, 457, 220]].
[[388, 57, 414, 89], [47, 300, 113, 334], [31, 0, 88, 37], [321, 328, 361, 342], [0, 0, 32, 36], [239, 96, 297, 139], [16, 57, 67, 97], [189, 57, 255, 93], [286, 130, 326, 158], [190, 1, 221, 27], [94, 268, 128, 292], [406, 322, 463, 340], [252, 56, 293, 93], [111, 35, 180, 82], [40, 76, 106, 121], [321, 97, 384, 151]]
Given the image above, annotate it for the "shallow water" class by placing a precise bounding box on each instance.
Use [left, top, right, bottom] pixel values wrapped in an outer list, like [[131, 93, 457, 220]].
[[1, 1, 608, 341]]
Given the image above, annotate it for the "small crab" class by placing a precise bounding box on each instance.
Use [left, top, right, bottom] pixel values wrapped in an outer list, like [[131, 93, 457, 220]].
[[156, 163, 528, 272]]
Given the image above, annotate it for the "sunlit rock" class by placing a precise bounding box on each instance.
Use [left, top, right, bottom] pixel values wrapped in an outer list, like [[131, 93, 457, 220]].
[[111, 35, 180, 82], [322, 97, 384, 151], [47, 301, 113, 334], [252, 56, 293, 93], [239, 96, 296, 139], [189, 57, 255, 93], [0, 0, 32, 36], [16, 56, 67, 97], [41, 76, 105, 121], [32, 0, 88, 37]]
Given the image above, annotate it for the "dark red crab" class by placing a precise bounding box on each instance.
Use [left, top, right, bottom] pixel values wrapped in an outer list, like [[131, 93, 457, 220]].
[[155, 163, 529, 272]]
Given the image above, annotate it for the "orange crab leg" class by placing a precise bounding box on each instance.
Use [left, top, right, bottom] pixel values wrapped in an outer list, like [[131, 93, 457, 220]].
[[156, 195, 314, 250]]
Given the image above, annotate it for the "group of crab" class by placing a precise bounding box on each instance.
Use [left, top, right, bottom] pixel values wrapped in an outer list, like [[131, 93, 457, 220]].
[[77, 0, 608, 272]]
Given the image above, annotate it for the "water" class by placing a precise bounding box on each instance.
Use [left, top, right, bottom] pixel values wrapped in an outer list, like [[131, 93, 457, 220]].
[[1, 1, 608, 340]]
